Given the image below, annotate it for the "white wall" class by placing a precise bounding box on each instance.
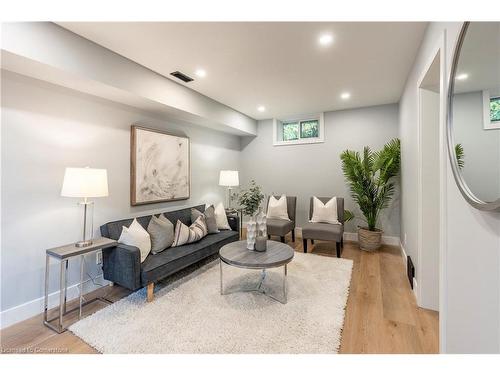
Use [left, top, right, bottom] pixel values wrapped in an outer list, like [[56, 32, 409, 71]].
[[240, 104, 400, 237], [399, 22, 500, 353], [420, 88, 440, 311], [0, 71, 241, 328]]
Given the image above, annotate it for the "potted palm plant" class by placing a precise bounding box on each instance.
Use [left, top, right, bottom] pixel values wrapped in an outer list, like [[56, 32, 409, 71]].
[[340, 138, 401, 251]]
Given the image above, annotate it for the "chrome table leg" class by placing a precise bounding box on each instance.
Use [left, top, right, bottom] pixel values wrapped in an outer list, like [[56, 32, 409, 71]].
[[220, 259, 223, 295], [58, 260, 66, 332], [44, 255, 50, 323], [283, 264, 288, 303], [79, 255, 84, 319], [63, 260, 68, 314]]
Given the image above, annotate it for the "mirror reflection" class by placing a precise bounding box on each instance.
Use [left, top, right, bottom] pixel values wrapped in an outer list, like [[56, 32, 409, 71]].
[[452, 22, 500, 203]]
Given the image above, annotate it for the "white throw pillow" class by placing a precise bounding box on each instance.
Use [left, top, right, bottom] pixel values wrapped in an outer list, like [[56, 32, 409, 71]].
[[118, 218, 151, 263], [267, 195, 290, 220], [310, 196, 340, 224], [214, 202, 231, 230]]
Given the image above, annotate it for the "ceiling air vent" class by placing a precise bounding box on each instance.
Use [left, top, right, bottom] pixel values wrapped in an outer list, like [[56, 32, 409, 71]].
[[170, 71, 194, 83]]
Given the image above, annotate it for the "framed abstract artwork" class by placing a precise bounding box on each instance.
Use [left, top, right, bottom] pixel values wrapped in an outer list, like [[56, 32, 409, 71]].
[[131, 125, 190, 205]]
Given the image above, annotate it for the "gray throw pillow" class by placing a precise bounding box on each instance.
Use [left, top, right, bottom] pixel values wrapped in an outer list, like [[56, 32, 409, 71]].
[[147, 214, 174, 254], [191, 206, 219, 234]]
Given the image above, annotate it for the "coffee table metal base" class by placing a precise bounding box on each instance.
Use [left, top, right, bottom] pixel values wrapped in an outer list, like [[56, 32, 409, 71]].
[[219, 259, 288, 304]]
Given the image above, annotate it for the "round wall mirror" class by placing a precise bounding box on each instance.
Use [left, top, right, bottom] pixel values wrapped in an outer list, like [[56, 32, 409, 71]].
[[447, 22, 500, 211]]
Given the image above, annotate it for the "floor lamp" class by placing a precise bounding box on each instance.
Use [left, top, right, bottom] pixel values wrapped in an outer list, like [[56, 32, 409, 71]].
[[219, 170, 239, 210]]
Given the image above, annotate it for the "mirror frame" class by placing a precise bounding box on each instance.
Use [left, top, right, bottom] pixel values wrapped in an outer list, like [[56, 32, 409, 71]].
[[447, 21, 500, 211]]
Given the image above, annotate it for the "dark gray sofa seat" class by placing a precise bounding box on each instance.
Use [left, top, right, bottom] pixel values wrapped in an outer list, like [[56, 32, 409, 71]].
[[141, 230, 237, 285], [100, 204, 239, 291]]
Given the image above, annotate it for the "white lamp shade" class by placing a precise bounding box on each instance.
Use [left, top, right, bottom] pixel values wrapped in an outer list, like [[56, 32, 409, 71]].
[[219, 170, 239, 187], [61, 167, 109, 198]]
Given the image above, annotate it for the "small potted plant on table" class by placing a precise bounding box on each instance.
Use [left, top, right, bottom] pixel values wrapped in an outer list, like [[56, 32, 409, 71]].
[[238, 180, 264, 250]]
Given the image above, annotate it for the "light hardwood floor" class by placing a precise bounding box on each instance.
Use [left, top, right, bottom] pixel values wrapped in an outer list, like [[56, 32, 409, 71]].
[[0, 235, 438, 354]]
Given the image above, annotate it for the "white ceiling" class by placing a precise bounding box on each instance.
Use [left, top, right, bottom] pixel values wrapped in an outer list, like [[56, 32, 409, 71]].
[[454, 22, 500, 94], [58, 22, 427, 120]]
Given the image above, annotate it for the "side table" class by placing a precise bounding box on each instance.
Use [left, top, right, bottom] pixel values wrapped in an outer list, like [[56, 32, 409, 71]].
[[225, 208, 243, 239], [44, 237, 117, 333]]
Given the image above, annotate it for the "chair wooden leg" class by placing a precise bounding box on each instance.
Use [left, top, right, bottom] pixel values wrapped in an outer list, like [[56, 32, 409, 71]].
[[303, 239, 308, 253], [147, 282, 154, 302], [291, 229, 295, 242], [336, 242, 341, 258], [280, 236, 285, 243]]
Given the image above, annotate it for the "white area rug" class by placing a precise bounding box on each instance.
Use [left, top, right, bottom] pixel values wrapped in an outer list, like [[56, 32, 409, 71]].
[[70, 252, 353, 353]]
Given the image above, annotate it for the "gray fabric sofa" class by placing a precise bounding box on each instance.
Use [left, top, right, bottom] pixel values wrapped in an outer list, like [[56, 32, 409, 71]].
[[266, 195, 297, 243], [301, 197, 344, 257], [100, 204, 239, 300]]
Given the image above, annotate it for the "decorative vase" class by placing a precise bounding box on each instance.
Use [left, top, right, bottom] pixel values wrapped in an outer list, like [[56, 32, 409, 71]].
[[255, 236, 267, 252], [358, 227, 383, 251], [246, 215, 257, 250], [256, 208, 267, 238]]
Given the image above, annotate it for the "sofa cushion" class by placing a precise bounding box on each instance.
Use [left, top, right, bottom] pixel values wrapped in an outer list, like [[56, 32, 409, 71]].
[[118, 219, 151, 263], [266, 218, 294, 236], [191, 206, 219, 234], [147, 214, 174, 254], [140, 230, 238, 285], [172, 216, 208, 247], [267, 195, 290, 220], [101, 204, 205, 240]]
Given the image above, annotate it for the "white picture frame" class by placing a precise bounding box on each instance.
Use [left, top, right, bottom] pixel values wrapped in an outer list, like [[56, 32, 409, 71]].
[[482, 90, 500, 130]]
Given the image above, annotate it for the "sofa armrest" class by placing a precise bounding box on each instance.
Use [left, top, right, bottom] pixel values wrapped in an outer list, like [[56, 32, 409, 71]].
[[102, 243, 141, 291], [226, 213, 240, 232]]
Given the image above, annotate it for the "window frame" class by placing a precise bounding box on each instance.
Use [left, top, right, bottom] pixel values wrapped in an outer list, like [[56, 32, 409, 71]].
[[482, 90, 500, 130], [273, 113, 325, 146]]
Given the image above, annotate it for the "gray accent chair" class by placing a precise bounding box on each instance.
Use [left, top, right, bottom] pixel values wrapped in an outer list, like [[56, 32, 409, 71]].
[[301, 197, 344, 257], [266, 195, 297, 243]]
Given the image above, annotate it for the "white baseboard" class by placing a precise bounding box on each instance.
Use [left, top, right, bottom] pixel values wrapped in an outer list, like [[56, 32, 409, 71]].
[[400, 240, 408, 263], [0, 275, 109, 329], [246, 224, 400, 246], [341, 231, 400, 246]]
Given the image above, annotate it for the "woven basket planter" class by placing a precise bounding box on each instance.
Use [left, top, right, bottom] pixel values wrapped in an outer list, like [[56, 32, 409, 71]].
[[358, 227, 383, 251]]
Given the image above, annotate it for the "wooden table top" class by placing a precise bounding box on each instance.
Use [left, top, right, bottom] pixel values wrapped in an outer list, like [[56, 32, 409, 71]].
[[46, 237, 118, 259], [219, 240, 294, 269]]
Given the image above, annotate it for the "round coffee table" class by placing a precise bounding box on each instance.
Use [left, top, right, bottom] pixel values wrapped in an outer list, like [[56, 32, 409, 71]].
[[219, 240, 294, 304]]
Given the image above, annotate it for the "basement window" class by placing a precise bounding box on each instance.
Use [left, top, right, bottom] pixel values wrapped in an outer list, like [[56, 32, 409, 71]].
[[273, 113, 325, 146]]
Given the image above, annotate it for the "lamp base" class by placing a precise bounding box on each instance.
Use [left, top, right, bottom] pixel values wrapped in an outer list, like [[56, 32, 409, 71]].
[[75, 240, 93, 248]]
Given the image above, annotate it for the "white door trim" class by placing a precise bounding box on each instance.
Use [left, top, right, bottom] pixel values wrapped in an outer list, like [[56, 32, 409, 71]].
[[416, 29, 447, 353]]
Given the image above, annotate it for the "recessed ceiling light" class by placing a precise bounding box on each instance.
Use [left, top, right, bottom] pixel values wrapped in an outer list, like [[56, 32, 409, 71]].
[[318, 34, 334, 46], [195, 69, 206, 78], [456, 73, 468, 81], [257, 105, 266, 112], [340, 92, 351, 100]]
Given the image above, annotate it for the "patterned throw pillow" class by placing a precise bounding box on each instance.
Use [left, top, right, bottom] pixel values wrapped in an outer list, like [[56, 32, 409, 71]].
[[172, 216, 208, 247], [191, 206, 219, 234]]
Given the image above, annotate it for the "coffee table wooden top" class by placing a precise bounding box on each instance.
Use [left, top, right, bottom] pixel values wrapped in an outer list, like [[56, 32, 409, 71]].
[[219, 240, 294, 269]]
